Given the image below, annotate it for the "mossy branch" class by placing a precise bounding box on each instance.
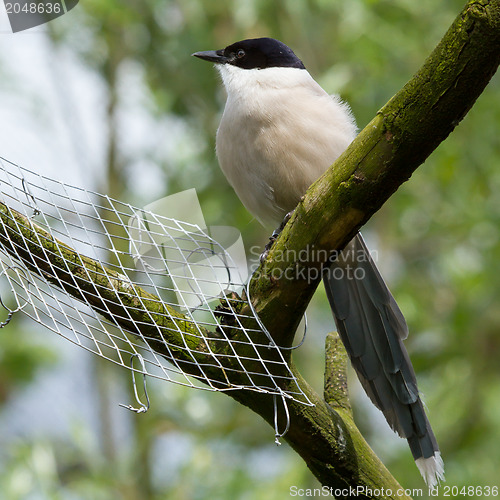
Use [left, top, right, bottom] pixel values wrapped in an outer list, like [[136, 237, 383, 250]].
[[324, 332, 352, 413], [235, 3, 500, 494], [246, 0, 500, 349], [0, 201, 297, 390], [0, 201, 243, 384], [0, 199, 409, 498], [0, 1, 498, 498]]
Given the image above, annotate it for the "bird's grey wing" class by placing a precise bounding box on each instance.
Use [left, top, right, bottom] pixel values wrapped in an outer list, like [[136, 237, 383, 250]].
[[323, 233, 443, 484]]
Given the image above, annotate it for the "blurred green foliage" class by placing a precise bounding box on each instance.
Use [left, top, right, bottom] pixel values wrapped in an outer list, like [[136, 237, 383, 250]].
[[0, 0, 499, 498]]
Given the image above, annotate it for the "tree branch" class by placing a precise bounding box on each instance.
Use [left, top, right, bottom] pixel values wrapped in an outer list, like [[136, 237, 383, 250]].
[[247, 0, 500, 349], [0, 1, 499, 498], [0, 200, 409, 498], [324, 332, 351, 413], [0, 201, 251, 386]]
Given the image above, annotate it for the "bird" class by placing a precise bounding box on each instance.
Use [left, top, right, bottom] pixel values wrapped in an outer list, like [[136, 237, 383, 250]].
[[193, 37, 444, 488]]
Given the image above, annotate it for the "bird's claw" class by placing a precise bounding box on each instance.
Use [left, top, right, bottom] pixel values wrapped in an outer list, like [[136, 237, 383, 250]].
[[259, 211, 294, 263]]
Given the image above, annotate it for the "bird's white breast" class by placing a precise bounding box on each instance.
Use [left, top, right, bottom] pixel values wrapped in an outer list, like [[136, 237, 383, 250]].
[[215, 64, 357, 227]]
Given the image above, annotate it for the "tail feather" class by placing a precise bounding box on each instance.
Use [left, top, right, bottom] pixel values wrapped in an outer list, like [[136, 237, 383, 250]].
[[323, 233, 443, 486], [416, 453, 445, 489]]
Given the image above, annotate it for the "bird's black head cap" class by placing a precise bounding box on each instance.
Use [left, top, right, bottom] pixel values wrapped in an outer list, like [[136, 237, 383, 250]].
[[193, 38, 306, 70]]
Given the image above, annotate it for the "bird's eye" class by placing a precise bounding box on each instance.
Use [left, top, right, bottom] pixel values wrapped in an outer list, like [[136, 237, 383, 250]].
[[236, 49, 245, 59]]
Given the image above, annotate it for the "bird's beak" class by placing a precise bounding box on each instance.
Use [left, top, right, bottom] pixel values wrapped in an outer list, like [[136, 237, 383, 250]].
[[192, 49, 228, 64]]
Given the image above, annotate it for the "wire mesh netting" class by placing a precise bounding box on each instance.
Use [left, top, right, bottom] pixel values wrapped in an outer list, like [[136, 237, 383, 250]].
[[0, 157, 312, 406]]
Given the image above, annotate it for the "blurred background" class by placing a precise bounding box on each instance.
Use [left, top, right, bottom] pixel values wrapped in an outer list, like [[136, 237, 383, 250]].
[[0, 0, 499, 498]]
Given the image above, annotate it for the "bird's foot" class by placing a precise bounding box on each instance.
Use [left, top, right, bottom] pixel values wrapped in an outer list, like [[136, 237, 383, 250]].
[[259, 211, 294, 263]]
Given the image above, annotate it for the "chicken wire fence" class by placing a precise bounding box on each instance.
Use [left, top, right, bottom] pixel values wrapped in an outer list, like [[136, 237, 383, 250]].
[[0, 157, 313, 412]]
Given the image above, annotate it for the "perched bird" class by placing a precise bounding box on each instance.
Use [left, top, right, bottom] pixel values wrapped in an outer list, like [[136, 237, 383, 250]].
[[193, 37, 444, 487]]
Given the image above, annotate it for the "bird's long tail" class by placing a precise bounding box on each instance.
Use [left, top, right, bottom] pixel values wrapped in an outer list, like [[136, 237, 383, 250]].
[[323, 233, 444, 488]]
